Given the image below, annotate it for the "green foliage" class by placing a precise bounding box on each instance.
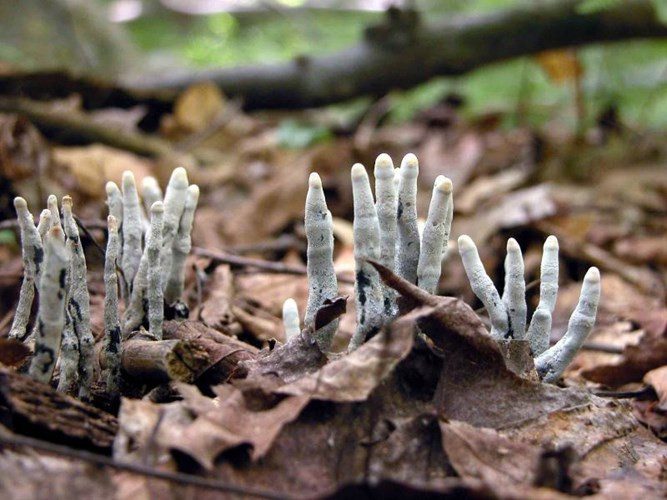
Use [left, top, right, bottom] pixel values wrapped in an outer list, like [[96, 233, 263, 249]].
[[576, 0, 622, 14], [0, 229, 17, 247], [277, 120, 333, 149]]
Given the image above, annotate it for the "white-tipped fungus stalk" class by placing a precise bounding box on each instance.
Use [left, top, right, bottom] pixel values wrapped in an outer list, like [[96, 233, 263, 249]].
[[121, 171, 143, 294], [62, 196, 94, 399], [164, 184, 199, 305], [29, 226, 69, 383], [535, 267, 601, 383], [8, 198, 43, 340], [459, 234, 601, 383], [141, 176, 163, 214], [57, 312, 79, 394], [417, 176, 453, 294], [103, 215, 122, 396], [374, 154, 398, 314], [160, 167, 189, 284], [304, 173, 339, 352], [527, 308, 552, 357], [147, 202, 165, 339], [348, 163, 384, 351], [502, 238, 527, 340], [458, 235, 509, 339], [9, 167, 197, 399], [47, 194, 63, 236], [37, 208, 51, 244], [282, 298, 301, 341], [395, 153, 420, 284]]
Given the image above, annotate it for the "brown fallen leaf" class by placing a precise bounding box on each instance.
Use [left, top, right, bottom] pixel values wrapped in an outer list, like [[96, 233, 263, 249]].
[[199, 264, 235, 330], [582, 308, 667, 386], [644, 365, 667, 411], [168, 383, 310, 469], [0, 338, 31, 367]]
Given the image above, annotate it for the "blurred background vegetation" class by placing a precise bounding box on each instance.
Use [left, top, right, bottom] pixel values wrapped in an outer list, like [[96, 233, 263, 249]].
[[1, 0, 666, 130]]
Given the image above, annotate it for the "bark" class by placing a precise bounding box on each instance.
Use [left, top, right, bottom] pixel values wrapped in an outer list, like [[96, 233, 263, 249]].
[[0, 368, 117, 452], [129, 0, 667, 109]]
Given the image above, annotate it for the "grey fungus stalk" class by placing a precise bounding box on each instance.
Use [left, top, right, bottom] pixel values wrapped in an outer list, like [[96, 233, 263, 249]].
[[304, 172, 338, 352], [37, 209, 51, 245], [62, 196, 94, 399], [8, 197, 42, 340], [395, 153, 420, 284], [417, 176, 453, 294], [164, 184, 199, 305], [103, 215, 122, 397], [160, 167, 189, 283], [348, 163, 384, 351], [147, 202, 165, 339], [282, 298, 300, 341], [458, 234, 601, 384], [29, 226, 69, 383], [535, 267, 601, 383], [458, 235, 509, 339], [501, 238, 527, 340], [121, 171, 143, 294], [374, 154, 398, 315], [141, 176, 163, 214]]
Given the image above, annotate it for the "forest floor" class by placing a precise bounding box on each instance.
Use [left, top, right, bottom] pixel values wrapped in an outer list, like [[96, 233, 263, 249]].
[[0, 78, 665, 498]]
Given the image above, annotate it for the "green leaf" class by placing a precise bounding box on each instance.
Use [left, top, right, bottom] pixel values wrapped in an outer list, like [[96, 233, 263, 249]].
[[277, 120, 333, 149], [652, 0, 667, 24], [576, 0, 622, 14], [0, 229, 17, 246]]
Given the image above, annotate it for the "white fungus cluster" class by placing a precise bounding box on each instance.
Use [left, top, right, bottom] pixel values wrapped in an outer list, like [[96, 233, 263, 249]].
[[282, 153, 600, 385], [458, 235, 601, 383], [283, 153, 454, 352], [11, 195, 94, 399], [107, 168, 199, 338], [10, 167, 198, 399]]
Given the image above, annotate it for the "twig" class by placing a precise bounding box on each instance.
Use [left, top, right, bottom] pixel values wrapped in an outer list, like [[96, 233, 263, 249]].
[[193, 246, 354, 284], [0, 431, 286, 499]]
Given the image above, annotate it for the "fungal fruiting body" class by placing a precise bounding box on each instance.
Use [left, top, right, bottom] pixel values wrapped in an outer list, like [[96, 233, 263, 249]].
[[62, 196, 95, 399], [395, 154, 420, 284], [304, 173, 339, 352], [458, 234, 601, 383], [374, 154, 398, 315], [8, 198, 42, 341], [535, 267, 600, 383], [348, 163, 384, 350], [164, 185, 199, 305], [458, 235, 509, 339], [29, 227, 69, 382], [417, 176, 453, 294], [282, 298, 301, 341], [301, 153, 454, 353], [121, 171, 143, 295], [103, 215, 122, 397], [146, 202, 165, 340], [160, 168, 189, 287]]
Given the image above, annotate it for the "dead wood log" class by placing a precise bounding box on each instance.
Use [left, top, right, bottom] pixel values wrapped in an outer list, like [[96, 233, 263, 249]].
[[128, 0, 667, 109], [0, 368, 117, 452]]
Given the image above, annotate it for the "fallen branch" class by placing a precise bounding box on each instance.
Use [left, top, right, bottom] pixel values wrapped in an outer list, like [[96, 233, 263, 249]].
[[128, 0, 667, 109]]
